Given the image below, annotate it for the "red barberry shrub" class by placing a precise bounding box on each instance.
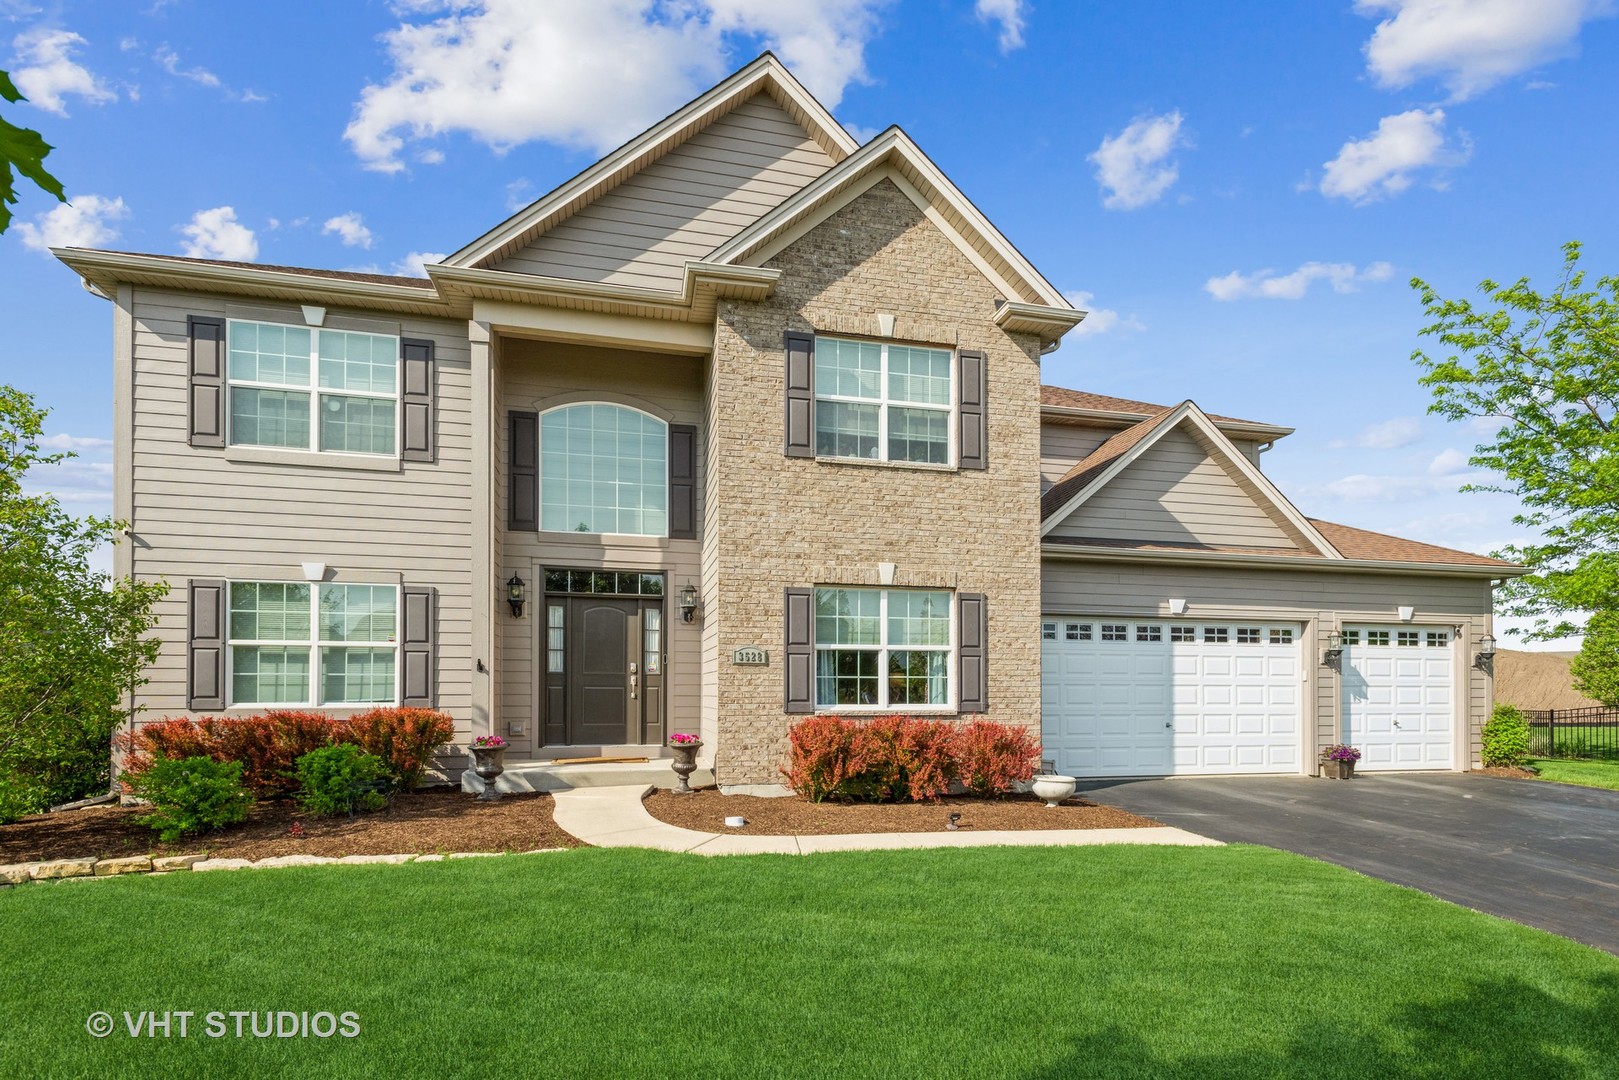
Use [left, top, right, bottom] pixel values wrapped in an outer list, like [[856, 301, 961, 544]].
[[781, 715, 870, 802], [345, 707, 455, 790], [120, 712, 342, 796], [953, 720, 1038, 797]]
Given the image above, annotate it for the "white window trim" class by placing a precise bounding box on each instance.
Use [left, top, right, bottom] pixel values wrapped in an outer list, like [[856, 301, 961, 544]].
[[813, 337, 956, 467], [225, 318, 401, 459], [813, 587, 956, 712], [224, 580, 401, 709], [536, 401, 671, 539]]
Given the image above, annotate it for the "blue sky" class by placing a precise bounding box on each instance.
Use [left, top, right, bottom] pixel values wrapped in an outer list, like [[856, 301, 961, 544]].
[[4, 0, 1615, 645]]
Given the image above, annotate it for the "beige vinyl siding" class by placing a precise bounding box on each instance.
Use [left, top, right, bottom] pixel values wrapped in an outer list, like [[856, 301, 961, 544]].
[[1041, 558, 1495, 768], [1047, 428, 1299, 549], [1040, 421, 1270, 490], [126, 288, 475, 732], [492, 95, 835, 290], [495, 340, 706, 754]]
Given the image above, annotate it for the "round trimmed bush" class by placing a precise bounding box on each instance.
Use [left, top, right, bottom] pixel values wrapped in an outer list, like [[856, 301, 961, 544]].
[[1482, 704, 1532, 768]]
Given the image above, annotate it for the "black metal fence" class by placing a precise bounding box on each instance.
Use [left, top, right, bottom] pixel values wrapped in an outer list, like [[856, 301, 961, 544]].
[[1525, 707, 1619, 761]]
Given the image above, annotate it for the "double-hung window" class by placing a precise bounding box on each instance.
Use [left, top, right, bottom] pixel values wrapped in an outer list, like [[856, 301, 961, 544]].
[[228, 320, 400, 456], [228, 582, 399, 706], [814, 587, 952, 708], [813, 337, 953, 464]]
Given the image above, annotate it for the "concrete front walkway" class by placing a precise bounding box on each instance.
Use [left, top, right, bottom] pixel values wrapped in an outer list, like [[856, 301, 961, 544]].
[[549, 785, 1221, 856]]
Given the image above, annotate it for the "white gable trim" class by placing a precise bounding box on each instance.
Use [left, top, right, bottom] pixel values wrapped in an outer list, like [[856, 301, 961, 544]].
[[445, 54, 856, 270], [708, 127, 1072, 313], [1040, 402, 1343, 558]]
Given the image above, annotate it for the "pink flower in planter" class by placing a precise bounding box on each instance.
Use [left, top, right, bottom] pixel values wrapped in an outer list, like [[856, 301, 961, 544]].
[[669, 733, 699, 745]]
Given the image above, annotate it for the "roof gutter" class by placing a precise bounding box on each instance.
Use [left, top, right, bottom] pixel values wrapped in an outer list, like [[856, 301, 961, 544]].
[[1040, 542, 1528, 579], [1039, 403, 1294, 440]]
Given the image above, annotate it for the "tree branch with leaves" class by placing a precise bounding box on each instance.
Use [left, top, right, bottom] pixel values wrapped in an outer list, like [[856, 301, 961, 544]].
[[0, 69, 65, 235]]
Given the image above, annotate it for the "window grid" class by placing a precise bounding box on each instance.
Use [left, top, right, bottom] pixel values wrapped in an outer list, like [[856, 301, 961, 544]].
[[546, 604, 565, 675], [644, 608, 662, 676], [1237, 628, 1262, 644], [227, 320, 399, 456], [1204, 627, 1230, 643], [1136, 625, 1163, 642], [1426, 631, 1450, 647], [813, 337, 953, 465], [1270, 628, 1294, 645], [1397, 631, 1421, 647], [228, 582, 399, 706], [1042, 622, 1057, 641], [539, 404, 668, 537], [1171, 626, 1196, 642], [1101, 624, 1128, 642], [1366, 630, 1391, 646], [814, 588, 952, 708]]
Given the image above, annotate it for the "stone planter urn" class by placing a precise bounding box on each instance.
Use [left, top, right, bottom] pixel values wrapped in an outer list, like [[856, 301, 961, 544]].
[[668, 738, 703, 794], [1320, 758, 1356, 780], [1030, 774, 1077, 808], [469, 741, 507, 801]]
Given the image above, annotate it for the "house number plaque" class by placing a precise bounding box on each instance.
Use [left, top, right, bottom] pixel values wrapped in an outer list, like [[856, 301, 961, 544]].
[[732, 647, 768, 666]]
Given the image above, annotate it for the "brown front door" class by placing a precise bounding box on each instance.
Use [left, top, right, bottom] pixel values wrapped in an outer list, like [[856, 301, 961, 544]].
[[549, 595, 665, 747]]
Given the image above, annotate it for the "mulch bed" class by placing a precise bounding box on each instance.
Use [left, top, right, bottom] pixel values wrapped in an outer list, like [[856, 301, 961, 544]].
[[0, 790, 582, 864], [1476, 766, 1541, 780], [643, 790, 1161, 835]]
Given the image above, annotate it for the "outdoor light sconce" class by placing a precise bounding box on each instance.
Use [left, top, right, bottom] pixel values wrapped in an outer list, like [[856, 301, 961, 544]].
[[507, 575, 526, 618], [1322, 630, 1344, 670], [679, 582, 700, 623], [1474, 633, 1497, 674]]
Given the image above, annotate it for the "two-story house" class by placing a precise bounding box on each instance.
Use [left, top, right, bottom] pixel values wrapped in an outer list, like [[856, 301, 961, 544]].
[[56, 55, 1518, 787]]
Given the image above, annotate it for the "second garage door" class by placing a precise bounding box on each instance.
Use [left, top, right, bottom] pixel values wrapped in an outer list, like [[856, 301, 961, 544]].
[[1041, 618, 1303, 777]]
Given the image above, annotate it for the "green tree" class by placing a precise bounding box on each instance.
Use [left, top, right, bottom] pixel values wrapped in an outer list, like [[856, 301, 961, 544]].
[[0, 70, 66, 234], [1412, 242, 1619, 640], [1570, 610, 1619, 708], [0, 386, 165, 822]]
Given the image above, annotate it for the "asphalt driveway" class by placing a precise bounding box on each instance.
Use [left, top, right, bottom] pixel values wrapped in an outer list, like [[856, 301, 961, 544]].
[[1078, 772, 1619, 954]]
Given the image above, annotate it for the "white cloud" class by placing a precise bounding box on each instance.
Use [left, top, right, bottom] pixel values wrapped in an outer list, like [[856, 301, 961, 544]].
[[1428, 447, 1472, 474], [13, 194, 128, 252], [1087, 111, 1187, 210], [390, 251, 446, 277], [1062, 290, 1145, 337], [179, 206, 258, 261], [503, 178, 534, 212], [38, 433, 113, 450], [1319, 108, 1468, 203], [975, 0, 1026, 52], [10, 27, 116, 115], [1305, 472, 1453, 501], [1204, 260, 1393, 301], [322, 212, 374, 249], [154, 44, 219, 88], [1356, 0, 1613, 101], [344, 0, 889, 173], [1332, 417, 1425, 449]]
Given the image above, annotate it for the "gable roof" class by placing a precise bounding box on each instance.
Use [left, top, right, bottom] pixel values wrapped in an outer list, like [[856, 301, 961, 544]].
[[446, 54, 857, 271], [1039, 386, 1280, 431], [706, 125, 1076, 318], [1306, 519, 1518, 569], [1039, 401, 1342, 556]]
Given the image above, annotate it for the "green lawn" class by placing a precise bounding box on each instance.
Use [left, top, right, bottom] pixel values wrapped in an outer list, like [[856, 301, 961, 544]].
[[1530, 727, 1619, 762], [1530, 758, 1619, 791], [2, 845, 1617, 1079]]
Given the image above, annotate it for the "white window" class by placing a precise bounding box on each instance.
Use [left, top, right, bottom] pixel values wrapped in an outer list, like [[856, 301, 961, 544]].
[[814, 337, 953, 464], [814, 588, 952, 708], [1042, 622, 1057, 640], [1237, 628, 1262, 644], [1101, 624, 1128, 642], [540, 403, 668, 536], [228, 582, 399, 706], [1136, 624, 1163, 642], [227, 320, 399, 456], [1270, 628, 1294, 645], [1171, 625, 1196, 642]]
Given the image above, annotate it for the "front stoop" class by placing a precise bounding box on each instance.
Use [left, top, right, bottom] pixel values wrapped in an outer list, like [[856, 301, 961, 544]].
[[461, 759, 716, 796], [549, 785, 1225, 856]]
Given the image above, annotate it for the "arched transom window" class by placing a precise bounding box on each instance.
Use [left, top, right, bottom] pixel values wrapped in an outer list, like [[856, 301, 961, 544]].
[[540, 403, 668, 536]]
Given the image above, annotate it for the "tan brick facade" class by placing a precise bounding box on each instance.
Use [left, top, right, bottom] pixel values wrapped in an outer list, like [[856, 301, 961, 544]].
[[705, 179, 1045, 784]]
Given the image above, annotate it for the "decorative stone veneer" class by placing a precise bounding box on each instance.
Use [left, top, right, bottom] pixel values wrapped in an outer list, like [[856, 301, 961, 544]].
[[706, 179, 1045, 785]]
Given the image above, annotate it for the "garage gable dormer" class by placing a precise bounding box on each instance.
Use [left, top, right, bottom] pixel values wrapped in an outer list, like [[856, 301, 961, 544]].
[[1039, 401, 1341, 557]]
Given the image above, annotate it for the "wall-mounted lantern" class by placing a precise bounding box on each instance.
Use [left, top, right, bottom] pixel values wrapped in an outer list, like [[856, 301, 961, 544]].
[[679, 582, 700, 623], [507, 574, 526, 618], [1322, 629, 1344, 670], [1474, 633, 1497, 673]]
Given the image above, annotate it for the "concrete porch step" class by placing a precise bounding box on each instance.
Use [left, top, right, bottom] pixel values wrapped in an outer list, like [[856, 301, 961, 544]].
[[461, 759, 715, 795]]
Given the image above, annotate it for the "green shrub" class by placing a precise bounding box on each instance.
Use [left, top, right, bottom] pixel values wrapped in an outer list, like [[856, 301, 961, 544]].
[[295, 744, 392, 817], [0, 775, 49, 825], [127, 756, 254, 842], [1483, 704, 1532, 768]]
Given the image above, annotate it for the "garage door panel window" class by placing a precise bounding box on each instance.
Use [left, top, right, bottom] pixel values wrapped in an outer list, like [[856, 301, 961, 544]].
[[815, 588, 951, 708]]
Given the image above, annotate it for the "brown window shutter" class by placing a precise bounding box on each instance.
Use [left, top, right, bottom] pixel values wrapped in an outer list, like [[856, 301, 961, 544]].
[[784, 331, 814, 458], [958, 592, 988, 713], [399, 337, 436, 462], [187, 579, 226, 710], [784, 587, 814, 713], [400, 586, 437, 708], [187, 316, 226, 448], [668, 423, 697, 540], [509, 411, 538, 531], [957, 349, 987, 470]]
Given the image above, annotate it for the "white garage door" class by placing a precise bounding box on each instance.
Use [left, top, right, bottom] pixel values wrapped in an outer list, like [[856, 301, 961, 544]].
[[1041, 618, 1303, 777], [1341, 625, 1455, 770]]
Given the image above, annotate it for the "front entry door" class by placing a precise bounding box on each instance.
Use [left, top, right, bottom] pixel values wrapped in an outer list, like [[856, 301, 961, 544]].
[[567, 598, 638, 745]]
